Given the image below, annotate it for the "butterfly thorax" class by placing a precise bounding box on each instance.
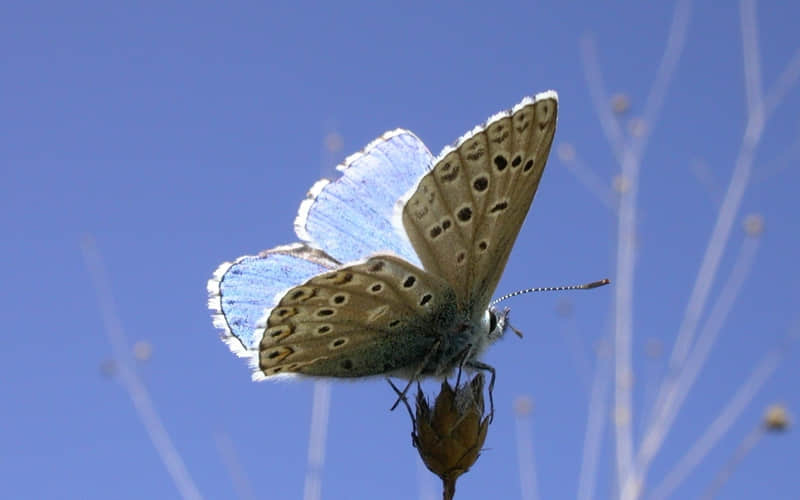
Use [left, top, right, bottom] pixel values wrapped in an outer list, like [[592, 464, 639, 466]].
[[400, 306, 509, 380]]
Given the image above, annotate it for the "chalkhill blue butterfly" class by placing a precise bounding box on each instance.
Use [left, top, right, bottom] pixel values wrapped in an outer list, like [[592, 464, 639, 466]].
[[208, 90, 601, 384]]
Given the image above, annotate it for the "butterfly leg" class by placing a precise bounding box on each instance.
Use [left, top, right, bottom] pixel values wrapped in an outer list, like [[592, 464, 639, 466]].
[[390, 339, 442, 411], [465, 359, 496, 422], [454, 345, 496, 421], [454, 344, 474, 389], [386, 378, 416, 425]]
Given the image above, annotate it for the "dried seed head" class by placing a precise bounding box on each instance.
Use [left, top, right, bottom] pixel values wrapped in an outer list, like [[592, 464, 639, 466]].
[[743, 213, 765, 237], [556, 142, 575, 162], [763, 404, 790, 432], [613, 174, 630, 194], [412, 374, 490, 496], [611, 93, 631, 115], [513, 395, 534, 416], [133, 340, 153, 361]]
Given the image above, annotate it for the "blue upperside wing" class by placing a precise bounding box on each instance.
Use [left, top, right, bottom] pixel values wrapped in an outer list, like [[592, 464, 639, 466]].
[[208, 243, 339, 356], [294, 129, 432, 266]]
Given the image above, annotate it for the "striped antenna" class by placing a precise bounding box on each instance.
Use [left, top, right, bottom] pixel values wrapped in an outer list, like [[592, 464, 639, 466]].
[[490, 279, 610, 307]]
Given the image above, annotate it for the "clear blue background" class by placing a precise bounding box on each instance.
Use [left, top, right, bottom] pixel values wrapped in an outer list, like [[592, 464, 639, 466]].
[[2, 1, 798, 499]]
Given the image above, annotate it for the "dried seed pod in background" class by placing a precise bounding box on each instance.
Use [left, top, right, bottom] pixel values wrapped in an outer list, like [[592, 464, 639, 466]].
[[763, 404, 790, 433]]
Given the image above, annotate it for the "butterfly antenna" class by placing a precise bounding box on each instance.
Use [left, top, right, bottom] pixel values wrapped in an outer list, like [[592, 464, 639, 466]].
[[490, 278, 610, 307]]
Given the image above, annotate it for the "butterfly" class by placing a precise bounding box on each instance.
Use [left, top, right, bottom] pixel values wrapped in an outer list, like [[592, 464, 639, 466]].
[[208, 91, 558, 384]]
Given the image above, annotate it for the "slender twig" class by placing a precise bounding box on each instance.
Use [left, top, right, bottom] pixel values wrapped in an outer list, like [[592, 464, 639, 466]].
[[301, 132, 340, 500], [577, 349, 612, 500], [303, 381, 331, 500], [81, 236, 203, 500], [638, 338, 666, 447], [637, 1, 800, 490], [579, 37, 626, 164], [638, 231, 760, 481], [654, 0, 764, 405], [514, 398, 540, 500], [739, 0, 764, 123], [688, 159, 723, 206], [557, 142, 619, 213], [699, 424, 764, 500], [646, 322, 798, 500], [763, 49, 800, 119], [754, 130, 800, 185], [633, 0, 692, 160], [555, 299, 595, 394], [214, 433, 257, 500], [582, 2, 692, 497]]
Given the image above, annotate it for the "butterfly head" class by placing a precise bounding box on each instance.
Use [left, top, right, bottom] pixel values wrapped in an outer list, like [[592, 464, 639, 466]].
[[486, 306, 519, 344], [427, 306, 514, 379], [458, 307, 515, 365]]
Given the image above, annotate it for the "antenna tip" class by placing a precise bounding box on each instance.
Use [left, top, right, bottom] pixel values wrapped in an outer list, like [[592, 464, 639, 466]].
[[584, 279, 611, 289]]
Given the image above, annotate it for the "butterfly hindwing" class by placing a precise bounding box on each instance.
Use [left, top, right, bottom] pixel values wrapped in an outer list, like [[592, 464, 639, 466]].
[[256, 255, 457, 379], [295, 130, 433, 266], [400, 91, 558, 310], [208, 244, 339, 355]]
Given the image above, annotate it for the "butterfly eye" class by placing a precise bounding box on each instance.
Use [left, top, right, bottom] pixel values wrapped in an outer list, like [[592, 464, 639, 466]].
[[488, 310, 498, 333]]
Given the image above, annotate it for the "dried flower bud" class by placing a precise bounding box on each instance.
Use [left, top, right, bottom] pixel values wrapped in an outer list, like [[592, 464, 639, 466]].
[[743, 213, 765, 237], [412, 374, 490, 499], [611, 93, 631, 115], [763, 404, 790, 432]]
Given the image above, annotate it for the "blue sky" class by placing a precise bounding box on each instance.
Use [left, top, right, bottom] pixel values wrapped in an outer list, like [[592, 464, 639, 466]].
[[3, 1, 799, 499]]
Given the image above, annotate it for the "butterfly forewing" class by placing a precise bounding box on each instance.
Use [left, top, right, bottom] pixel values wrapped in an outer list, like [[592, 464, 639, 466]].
[[256, 255, 457, 379], [401, 92, 558, 311], [294, 130, 432, 266]]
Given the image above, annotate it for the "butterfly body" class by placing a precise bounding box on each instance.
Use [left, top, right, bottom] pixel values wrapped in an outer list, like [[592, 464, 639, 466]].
[[208, 91, 558, 382]]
